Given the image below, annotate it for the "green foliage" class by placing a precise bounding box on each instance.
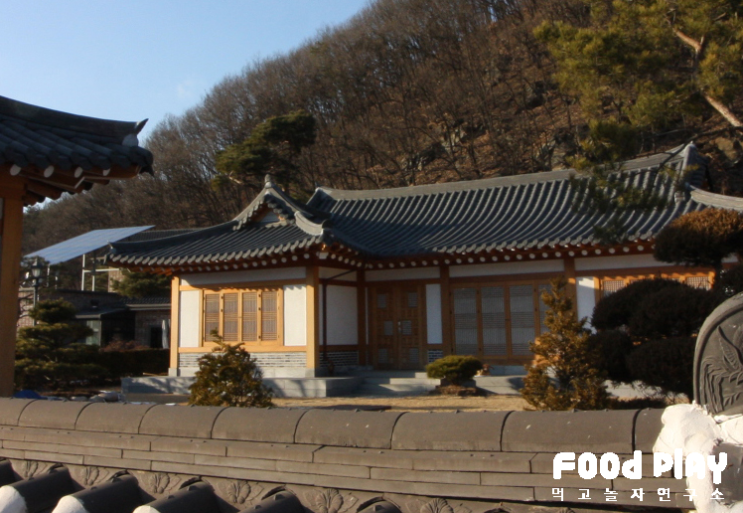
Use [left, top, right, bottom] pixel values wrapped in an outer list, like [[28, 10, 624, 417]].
[[626, 337, 696, 396], [189, 335, 274, 408], [215, 110, 317, 194], [96, 349, 169, 378], [536, 0, 743, 145], [28, 299, 77, 325], [521, 277, 608, 410], [592, 278, 688, 331], [588, 330, 634, 383], [591, 277, 717, 396], [654, 209, 743, 277], [716, 264, 743, 297], [15, 300, 107, 391], [425, 355, 482, 386], [628, 285, 714, 339], [539, 0, 743, 243], [111, 269, 171, 298]]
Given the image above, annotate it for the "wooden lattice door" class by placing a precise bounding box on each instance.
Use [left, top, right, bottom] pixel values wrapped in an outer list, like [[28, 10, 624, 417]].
[[371, 284, 425, 370]]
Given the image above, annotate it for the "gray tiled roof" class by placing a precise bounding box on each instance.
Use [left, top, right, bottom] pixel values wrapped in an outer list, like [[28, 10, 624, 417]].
[[109, 144, 731, 269], [0, 95, 153, 203]]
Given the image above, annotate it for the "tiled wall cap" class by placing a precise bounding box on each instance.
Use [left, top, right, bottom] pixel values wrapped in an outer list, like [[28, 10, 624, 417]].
[[634, 408, 665, 452], [211, 407, 308, 443], [391, 412, 508, 451], [501, 410, 638, 453], [18, 401, 92, 430], [139, 405, 226, 439], [76, 403, 157, 434], [295, 409, 403, 449], [0, 399, 37, 427]]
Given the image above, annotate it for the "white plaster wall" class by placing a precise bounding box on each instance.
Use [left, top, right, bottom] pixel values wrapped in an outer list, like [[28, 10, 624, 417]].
[[283, 285, 307, 347], [450, 260, 564, 278], [182, 267, 306, 286], [319, 267, 357, 282], [179, 290, 200, 348], [319, 285, 358, 346], [576, 276, 597, 328], [426, 284, 443, 345], [575, 253, 670, 271], [366, 267, 440, 282]]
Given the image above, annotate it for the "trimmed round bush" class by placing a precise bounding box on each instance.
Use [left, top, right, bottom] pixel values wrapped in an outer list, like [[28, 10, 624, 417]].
[[425, 355, 482, 386], [626, 337, 695, 397], [716, 264, 743, 297], [592, 278, 683, 331], [628, 285, 715, 339], [588, 330, 633, 383]]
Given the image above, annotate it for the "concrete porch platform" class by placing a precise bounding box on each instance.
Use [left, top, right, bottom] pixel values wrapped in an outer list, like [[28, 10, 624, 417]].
[[122, 375, 365, 398]]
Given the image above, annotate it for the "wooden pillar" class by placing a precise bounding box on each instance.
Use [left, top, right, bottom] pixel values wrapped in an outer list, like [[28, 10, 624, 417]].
[[0, 194, 24, 397], [305, 266, 320, 371], [564, 256, 577, 303], [169, 276, 180, 373], [440, 265, 452, 356], [357, 270, 367, 366]]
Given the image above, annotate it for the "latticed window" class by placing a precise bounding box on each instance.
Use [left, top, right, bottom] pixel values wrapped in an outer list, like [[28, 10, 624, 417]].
[[601, 279, 626, 298], [452, 281, 550, 360], [203, 288, 282, 344]]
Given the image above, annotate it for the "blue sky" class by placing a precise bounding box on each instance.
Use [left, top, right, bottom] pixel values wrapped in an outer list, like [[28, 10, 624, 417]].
[[1, 1, 371, 141]]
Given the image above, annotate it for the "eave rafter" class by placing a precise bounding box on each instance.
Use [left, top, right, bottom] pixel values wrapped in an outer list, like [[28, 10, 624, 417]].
[[114, 239, 658, 278]]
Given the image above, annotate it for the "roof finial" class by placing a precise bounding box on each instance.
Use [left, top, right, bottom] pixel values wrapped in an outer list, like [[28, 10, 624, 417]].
[[264, 174, 275, 188]]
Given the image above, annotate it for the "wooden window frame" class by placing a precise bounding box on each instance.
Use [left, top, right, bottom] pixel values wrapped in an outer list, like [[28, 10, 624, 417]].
[[201, 287, 284, 347], [595, 270, 714, 303], [450, 279, 550, 362]]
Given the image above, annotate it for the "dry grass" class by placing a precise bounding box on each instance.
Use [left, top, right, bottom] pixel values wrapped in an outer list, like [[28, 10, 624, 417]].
[[272, 394, 529, 412]]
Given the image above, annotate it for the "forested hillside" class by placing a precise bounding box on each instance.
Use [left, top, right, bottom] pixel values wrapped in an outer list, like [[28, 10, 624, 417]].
[[23, 0, 743, 254]]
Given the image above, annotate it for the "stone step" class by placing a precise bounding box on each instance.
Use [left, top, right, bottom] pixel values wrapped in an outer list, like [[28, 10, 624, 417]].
[[357, 383, 436, 395], [362, 377, 440, 385]]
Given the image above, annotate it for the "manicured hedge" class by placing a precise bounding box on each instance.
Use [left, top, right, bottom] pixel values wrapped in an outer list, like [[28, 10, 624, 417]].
[[95, 349, 169, 378]]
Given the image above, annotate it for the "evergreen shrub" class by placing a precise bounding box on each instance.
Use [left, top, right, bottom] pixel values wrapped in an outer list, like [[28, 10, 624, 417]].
[[626, 337, 695, 396], [425, 355, 482, 386], [189, 335, 273, 407], [521, 277, 608, 410], [588, 329, 633, 383]]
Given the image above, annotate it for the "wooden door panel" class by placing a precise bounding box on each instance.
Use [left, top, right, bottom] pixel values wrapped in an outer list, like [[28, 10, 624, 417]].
[[371, 284, 425, 370]]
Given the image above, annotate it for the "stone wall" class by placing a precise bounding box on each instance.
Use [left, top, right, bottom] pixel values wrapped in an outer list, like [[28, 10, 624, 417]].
[[0, 399, 685, 512]]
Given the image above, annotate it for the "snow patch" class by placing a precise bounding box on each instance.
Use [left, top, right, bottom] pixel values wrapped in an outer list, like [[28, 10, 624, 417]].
[[0, 486, 26, 513]]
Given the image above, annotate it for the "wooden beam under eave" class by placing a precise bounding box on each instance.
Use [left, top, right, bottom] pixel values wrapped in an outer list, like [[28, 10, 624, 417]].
[[24, 179, 65, 200], [0, 196, 24, 396], [105, 165, 141, 180]]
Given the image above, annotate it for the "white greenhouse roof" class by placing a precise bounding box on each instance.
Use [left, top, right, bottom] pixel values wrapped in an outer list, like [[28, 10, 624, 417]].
[[26, 226, 154, 265]]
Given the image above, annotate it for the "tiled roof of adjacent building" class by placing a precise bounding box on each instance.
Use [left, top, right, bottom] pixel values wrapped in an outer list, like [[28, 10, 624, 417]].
[[0, 95, 153, 204], [109, 144, 743, 272]]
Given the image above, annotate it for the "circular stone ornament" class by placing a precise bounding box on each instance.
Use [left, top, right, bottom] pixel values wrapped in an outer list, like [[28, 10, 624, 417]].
[[695, 293, 743, 415]]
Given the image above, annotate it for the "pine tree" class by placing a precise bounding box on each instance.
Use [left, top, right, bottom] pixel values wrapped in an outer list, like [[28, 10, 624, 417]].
[[189, 334, 274, 408], [111, 269, 171, 298], [521, 277, 608, 410], [214, 110, 317, 196], [15, 300, 105, 391], [654, 208, 743, 280]]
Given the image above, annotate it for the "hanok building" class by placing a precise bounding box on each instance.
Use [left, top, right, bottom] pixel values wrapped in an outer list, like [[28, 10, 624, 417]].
[[0, 95, 152, 396], [109, 144, 740, 378]]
